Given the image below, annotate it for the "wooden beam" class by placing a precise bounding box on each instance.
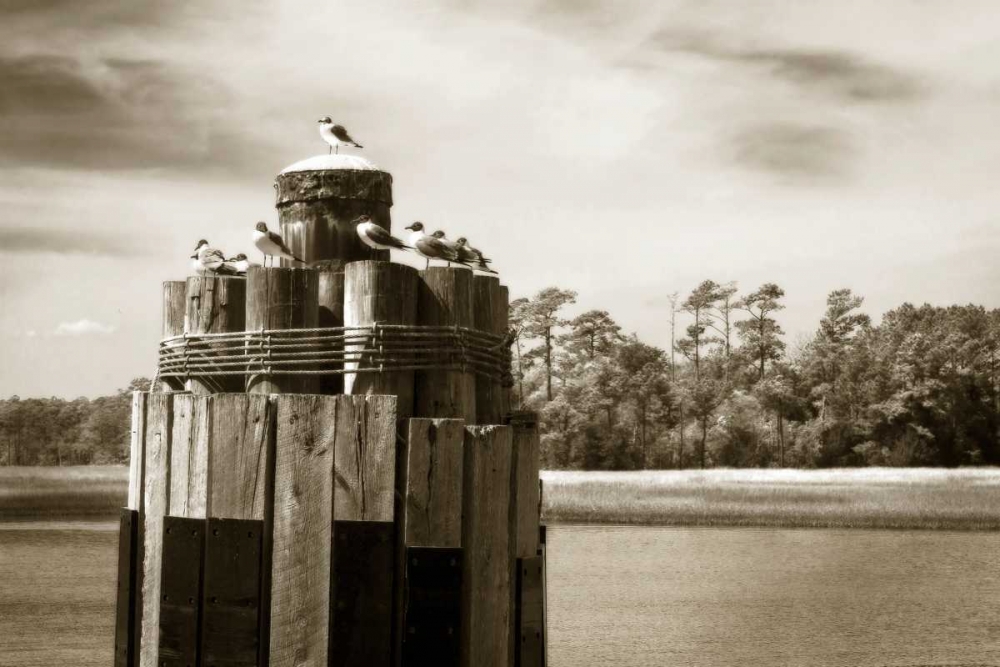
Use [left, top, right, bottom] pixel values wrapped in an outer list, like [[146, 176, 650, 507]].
[[269, 395, 337, 667], [318, 263, 346, 395], [333, 394, 397, 522], [114, 508, 139, 667], [208, 394, 275, 520], [415, 267, 476, 423], [343, 261, 419, 420], [246, 267, 320, 394], [158, 516, 204, 667], [185, 276, 247, 394], [139, 393, 173, 667], [472, 276, 509, 425], [128, 392, 147, 513], [168, 394, 210, 519], [402, 419, 465, 548], [161, 281, 187, 391], [507, 413, 541, 667], [460, 425, 512, 667]]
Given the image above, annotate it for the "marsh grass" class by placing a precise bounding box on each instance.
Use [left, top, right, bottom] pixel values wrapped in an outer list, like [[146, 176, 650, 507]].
[[541, 468, 1000, 530], [0, 466, 127, 518]]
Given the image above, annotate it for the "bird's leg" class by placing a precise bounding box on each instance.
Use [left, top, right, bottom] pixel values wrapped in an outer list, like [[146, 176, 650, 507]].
[[336, 145, 339, 155], [328, 146, 332, 155], [425, 258, 429, 270]]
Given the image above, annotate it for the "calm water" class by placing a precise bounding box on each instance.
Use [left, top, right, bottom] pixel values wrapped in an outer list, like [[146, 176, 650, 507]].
[[1, 522, 999, 666]]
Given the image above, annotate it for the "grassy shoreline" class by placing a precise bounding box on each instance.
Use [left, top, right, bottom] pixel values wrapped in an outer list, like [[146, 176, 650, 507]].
[[4, 466, 1000, 530], [541, 468, 1000, 530]]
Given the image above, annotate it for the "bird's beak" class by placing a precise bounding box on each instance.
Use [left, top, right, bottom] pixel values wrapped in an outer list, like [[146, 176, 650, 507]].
[[350, 216, 364, 224], [190, 254, 198, 259], [404, 224, 413, 230], [317, 119, 324, 123]]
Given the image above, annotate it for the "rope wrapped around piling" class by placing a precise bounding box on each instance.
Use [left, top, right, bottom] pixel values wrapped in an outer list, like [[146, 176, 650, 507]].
[[155, 323, 515, 386]]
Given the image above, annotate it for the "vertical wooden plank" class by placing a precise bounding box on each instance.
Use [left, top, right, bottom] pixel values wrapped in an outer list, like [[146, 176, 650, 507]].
[[269, 395, 337, 667], [333, 395, 397, 522], [513, 557, 544, 667], [161, 281, 187, 391], [472, 276, 509, 425], [201, 518, 263, 667], [185, 275, 248, 394], [460, 425, 512, 667], [318, 264, 346, 395], [114, 508, 138, 667], [402, 419, 465, 548], [158, 516, 204, 667], [139, 392, 172, 667], [209, 394, 275, 521], [402, 547, 463, 667], [329, 394, 397, 667], [128, 392, 148, 512], [507, 413, 540, 666], [169, 395, 210, 519]]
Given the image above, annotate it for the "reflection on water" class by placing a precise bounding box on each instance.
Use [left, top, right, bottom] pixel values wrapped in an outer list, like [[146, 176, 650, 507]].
[[547, 525, 1000, 667], [1, 522, 999, 666]]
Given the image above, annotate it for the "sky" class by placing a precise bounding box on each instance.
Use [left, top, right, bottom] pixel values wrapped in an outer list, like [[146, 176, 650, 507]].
[[1, 0, 999, 398]]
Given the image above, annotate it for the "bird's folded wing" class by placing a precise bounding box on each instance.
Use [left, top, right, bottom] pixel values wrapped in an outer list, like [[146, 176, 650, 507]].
[[267, 230, 295, 254], [366, 224, 404, 247]]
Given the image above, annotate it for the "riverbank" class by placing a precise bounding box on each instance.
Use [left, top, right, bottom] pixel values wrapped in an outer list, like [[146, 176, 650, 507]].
[[5, 465, 1000, 529], [541, 468, 1000, 530]]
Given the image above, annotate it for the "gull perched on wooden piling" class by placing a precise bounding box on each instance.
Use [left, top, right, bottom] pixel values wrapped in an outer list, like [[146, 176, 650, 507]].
[[455, 238, 498, 274], [225, 253, 254, 275], [253, 221, 303, 267], [404, 221, 458, 269], [318, 118, 363, 155], [191, 240, 239, 276], [353, 214, 412, 253]]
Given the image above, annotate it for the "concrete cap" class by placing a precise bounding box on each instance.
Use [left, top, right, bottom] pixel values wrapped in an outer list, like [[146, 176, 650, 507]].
[[280, 154, 381, 174]]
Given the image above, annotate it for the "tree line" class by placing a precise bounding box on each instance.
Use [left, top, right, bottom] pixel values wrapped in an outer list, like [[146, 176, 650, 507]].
[[511, 283, 1000, 469], [0, 378, 150, 465]]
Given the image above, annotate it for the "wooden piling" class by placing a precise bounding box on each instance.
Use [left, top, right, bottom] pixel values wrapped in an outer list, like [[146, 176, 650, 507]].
[[139, 393, 172, 667], [185, 276, 247, 394], [161, 281, 187, 391], [344, 261, 419, 420], [402, 419, 465, 548], [415, 268, 476, 423], [269, 395, 337, 667], [274, 165, 394, 266], [318, 263, 346, 395], [246, 267, 319, 394], [473, 276, 509, 425], [168, 394, 210, 519], [507, 412, 541, 667], [460, 425, 512, 667]]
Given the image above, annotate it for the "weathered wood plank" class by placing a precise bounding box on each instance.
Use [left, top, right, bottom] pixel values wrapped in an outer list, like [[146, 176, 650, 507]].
[[209, 394, 275, 521], [158, 516, 204, 667], [201, 517, 264, 667], [168, 394, 210, 519], [507, 413, 540, 666], [161, 281, 187, 391], [333, 394, 397, 523], [318, 263, 346, 395], [514, 557, 544, 667], [269, 394, 337, 667], [402, 419, 465, 548], [128, 392, 147, 512], [185, 275, 248, 394], [139, 392, 172, 667], [460, 425, 512, 667], [114, 508, 138, 667], [472, 275, 509, 425]]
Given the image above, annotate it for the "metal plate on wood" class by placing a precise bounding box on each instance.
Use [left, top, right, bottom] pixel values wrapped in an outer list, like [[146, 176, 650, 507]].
[[331, 520, 394, 667], [401, 546, 462, 667], [159, 515, 204, 667], [515, 555, 544, 667], [114, 508, 138, 667], [201, 518, 263, 667]]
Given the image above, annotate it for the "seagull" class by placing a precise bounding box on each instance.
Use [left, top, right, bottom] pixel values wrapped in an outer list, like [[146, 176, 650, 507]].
[[430, 230, 470, 269], [404, 221, 458, 269], [225, 253, 254, 275], [191, 240, 239, 276], [253, 221, 304, 267], [455, 238, 498, 274], [318, 117, 363, 155], [354, 214, 412, 253]]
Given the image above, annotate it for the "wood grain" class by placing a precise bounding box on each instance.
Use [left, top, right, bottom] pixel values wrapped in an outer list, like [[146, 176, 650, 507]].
[[472, 276, 509, 425], [403, 419, 465, 548], [333, 394, 397, 522], [139, 392, 172, 667], [185, 276, 247, 394], [209, 394, 275, 521], [460, 425, 512, 667], [168, 394, 210, 519], [269, 394, 338, 667], [415, 268, 476, 423], [128, 392, 147, 512]]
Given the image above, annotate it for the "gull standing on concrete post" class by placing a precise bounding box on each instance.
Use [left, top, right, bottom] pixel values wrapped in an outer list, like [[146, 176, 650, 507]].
[[456, 237, 498, 274], [354, 214, 412, 253], [191, 240, 238, 276], [404, 221, 458, 269], [318, 117, 363, 155], [253, 221, 304, 267]]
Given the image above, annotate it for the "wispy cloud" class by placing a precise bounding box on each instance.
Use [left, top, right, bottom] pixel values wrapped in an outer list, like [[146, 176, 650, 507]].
[[732, 123, 853, 183], [0, 226, 137, 256], [54, 319, 116, 336]]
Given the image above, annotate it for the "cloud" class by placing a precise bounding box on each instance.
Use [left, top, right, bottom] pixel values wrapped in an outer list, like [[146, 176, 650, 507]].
[[732, 123, 853, 182], [0, 226, 137, 256], [654, 31, 926, 103], [54, 319, 116, 336]]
